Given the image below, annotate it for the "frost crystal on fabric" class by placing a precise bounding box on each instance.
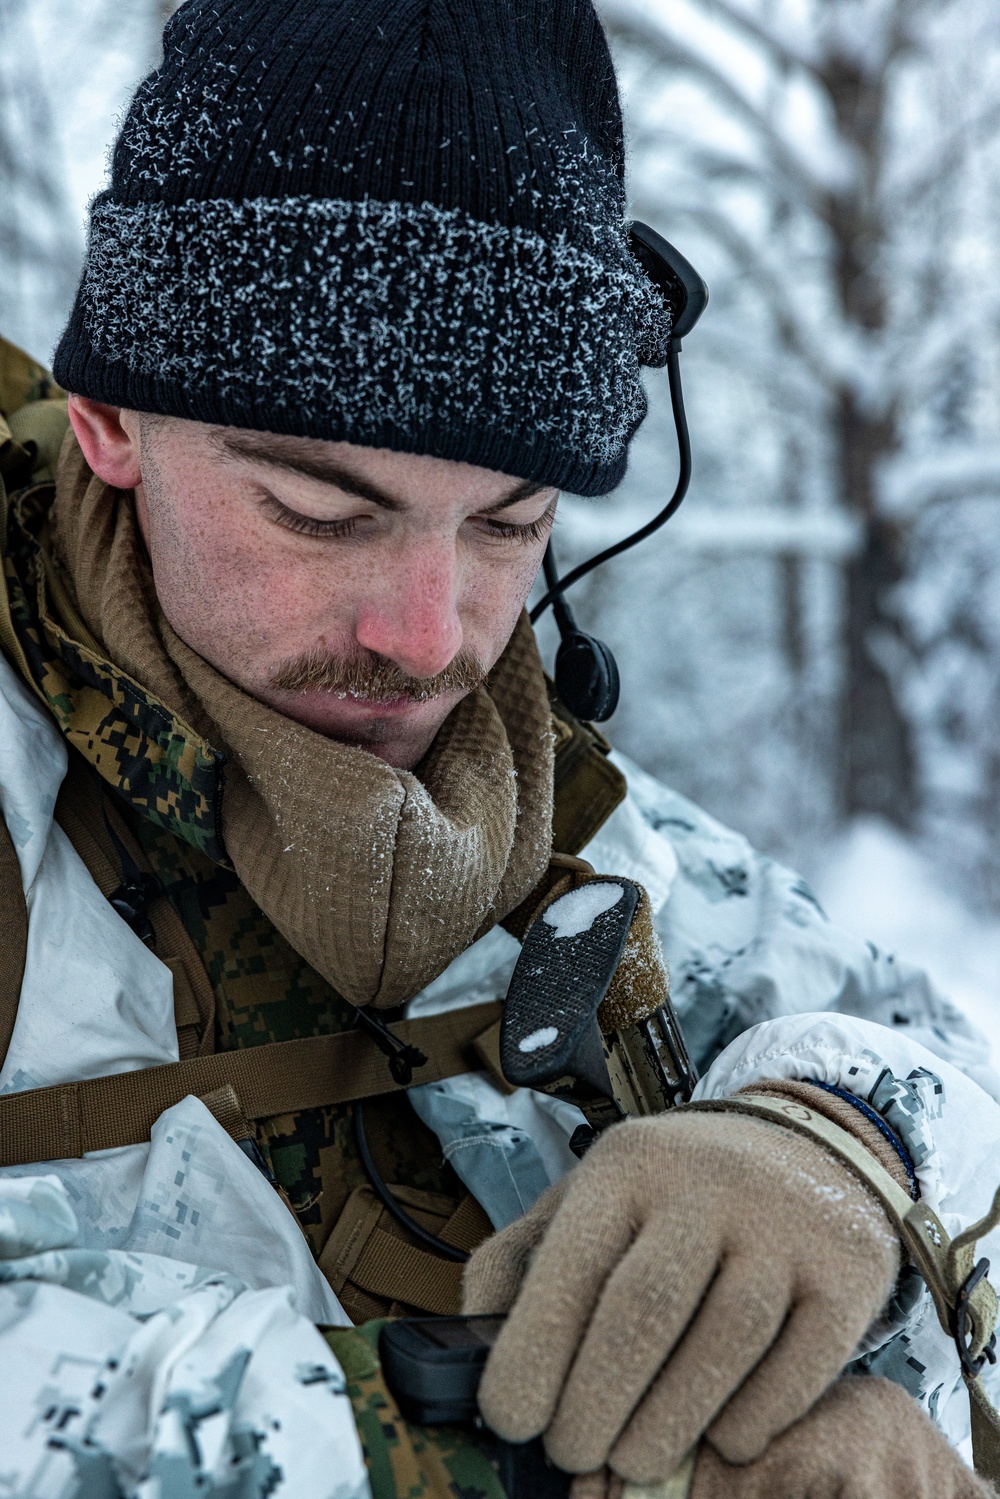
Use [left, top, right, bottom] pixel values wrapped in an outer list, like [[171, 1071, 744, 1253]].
[[79, 190, 668, 487], [53, 0, 672, 493]]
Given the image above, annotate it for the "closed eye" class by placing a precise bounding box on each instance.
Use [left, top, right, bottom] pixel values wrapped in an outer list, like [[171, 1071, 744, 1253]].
[[476, 500, 557, 545], [258, 492, 372, 538]]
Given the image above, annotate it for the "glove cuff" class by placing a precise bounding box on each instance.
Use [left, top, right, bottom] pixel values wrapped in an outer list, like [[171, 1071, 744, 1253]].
[[736, 1079, 915, 1198]]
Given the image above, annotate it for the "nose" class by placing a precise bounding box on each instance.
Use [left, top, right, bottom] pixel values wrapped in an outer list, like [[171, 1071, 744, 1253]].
[[354, 537, 463, 679]]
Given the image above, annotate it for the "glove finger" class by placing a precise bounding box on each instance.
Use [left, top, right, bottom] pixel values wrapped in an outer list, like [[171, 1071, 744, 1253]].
[[476, 1179, 638, 1443], [462, 1176, 569, 1315], [541, 1218, 720, 1473], [601, 1254, 792, 1484], [570, 1472, 625, 1499], [707, 1291, 865, 1463], [695, 1377, 995, 1499]]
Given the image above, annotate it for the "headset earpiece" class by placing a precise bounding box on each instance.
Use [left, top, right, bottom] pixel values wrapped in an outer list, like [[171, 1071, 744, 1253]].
[[534, 226, 707, 724], [554, 629, 620, 723]]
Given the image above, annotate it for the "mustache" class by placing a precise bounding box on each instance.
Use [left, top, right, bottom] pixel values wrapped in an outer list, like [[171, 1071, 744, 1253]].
[[270, 645, 487, 702]]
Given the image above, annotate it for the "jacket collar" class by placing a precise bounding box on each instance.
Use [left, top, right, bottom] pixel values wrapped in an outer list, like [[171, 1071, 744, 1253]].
[[0, 479, 226, 863]]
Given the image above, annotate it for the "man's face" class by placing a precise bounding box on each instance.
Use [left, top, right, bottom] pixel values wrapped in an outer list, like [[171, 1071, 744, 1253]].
[[68, 401, 557, 769]]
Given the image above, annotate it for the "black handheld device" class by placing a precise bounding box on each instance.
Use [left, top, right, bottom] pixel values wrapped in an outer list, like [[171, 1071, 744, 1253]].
[[379, 1315, 571, 1499]]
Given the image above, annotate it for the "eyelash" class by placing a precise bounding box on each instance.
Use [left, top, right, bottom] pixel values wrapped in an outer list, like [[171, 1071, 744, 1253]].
[[261, 494, 360, 537], [261, 495, 554, 544], [480, 513, 554, 545]]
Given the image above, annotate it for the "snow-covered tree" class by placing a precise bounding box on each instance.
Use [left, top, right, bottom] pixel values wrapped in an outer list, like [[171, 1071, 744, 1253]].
[[0, 0, 162, 361], [569, 0, 1000, 889]]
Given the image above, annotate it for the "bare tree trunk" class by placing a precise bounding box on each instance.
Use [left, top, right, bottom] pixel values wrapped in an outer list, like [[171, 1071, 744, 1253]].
[[824, 26, 917, 828], [840, 516, 916, 825], [833, 385, 914, 822]]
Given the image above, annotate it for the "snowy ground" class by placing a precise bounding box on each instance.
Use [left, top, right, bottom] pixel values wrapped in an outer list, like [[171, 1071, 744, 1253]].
[[815, 817, 1000, 1066]]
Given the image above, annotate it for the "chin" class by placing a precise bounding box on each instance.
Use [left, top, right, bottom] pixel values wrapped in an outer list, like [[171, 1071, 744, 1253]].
[[275, 695, 450, 765], [324, 721, 435, 770]]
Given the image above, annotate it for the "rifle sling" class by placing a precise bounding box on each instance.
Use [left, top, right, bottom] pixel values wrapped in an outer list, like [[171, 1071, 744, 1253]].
[[0, 999, 502, 1168]]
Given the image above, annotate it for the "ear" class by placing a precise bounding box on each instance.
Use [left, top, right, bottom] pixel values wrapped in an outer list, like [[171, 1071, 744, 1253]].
[[67, 395, 143, 489]]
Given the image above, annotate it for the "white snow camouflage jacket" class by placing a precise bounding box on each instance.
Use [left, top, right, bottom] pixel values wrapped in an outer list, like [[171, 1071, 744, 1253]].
[[2, 643, 1000, 1497]]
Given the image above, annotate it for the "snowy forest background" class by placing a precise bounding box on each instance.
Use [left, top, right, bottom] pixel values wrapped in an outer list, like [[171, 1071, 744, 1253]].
[[4, 0, 1000, 1052]]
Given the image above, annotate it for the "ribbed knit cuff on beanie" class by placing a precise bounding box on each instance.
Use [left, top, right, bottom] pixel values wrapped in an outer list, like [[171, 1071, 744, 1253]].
[[54, 0, 671, 495]]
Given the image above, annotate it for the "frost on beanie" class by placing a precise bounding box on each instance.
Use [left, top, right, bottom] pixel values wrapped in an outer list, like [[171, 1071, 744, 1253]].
[[53, 0, 671, 496]]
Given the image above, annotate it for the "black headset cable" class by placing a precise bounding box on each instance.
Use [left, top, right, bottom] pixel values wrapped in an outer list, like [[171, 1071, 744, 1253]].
[[352, 1099, 471, 1264], [530, 342, 691, 623]]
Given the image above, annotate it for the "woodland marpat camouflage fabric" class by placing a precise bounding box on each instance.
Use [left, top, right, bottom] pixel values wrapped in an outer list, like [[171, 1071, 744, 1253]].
[[325, 1322, 507, 1499]]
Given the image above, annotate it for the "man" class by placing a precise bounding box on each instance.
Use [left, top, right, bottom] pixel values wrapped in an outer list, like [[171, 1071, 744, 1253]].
[[0, 1, 998, 1495]]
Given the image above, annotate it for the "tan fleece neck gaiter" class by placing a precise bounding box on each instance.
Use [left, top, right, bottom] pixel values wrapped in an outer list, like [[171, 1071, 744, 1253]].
[[53, 436, 554, 1008]]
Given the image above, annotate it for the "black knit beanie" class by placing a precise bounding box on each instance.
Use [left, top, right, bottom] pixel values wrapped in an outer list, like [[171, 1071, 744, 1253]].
[[53, 0, 671, 495]]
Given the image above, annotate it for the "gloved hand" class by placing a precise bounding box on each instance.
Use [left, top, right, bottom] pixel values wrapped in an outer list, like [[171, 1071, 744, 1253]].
[[463, 1111, 901, 1483], [568, 1376, 991, 1499]]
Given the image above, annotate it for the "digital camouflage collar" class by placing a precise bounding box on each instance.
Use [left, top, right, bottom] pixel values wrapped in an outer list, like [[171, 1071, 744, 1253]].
[[0, 479, 227, 864]]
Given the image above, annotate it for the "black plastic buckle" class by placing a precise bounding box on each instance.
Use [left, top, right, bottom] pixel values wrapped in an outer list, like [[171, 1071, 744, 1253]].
[[108, 872, 162, 947], [954, 1257, 999, 1377], [356, 1007, 428, 1087], [236, 1134, 281, 1189]]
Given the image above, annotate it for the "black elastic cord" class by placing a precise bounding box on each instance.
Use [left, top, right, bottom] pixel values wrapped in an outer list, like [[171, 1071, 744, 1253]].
[[353, 1100, 471, 1263], [543, 543, 577, 639], [531, 343, 691, 622]]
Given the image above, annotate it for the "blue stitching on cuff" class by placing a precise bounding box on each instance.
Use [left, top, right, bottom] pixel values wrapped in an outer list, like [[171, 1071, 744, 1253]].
[[807, 1080, 920, 1201]]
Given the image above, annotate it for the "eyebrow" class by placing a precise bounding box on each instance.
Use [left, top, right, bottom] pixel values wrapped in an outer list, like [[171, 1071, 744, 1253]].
[[215, 431, 552, 514]]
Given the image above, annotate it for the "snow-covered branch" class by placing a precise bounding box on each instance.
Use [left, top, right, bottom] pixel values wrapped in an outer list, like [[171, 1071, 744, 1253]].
[[880, 448, 1000, 517], [696, 0, 821, 80], [601, 0, 837, 209]]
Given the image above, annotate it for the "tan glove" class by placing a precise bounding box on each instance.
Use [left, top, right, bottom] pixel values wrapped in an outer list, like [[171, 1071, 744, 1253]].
[[463, 1112, 900, 1483], [568, 1376, 991, 1499], [692, 1375, 991, 1498]]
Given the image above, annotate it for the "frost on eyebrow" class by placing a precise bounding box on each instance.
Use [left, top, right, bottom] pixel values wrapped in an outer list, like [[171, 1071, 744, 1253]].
[[543, 882, 624, 940]]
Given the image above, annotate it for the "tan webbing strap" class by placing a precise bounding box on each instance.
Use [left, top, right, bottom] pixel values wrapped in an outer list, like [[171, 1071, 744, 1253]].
[[347, 1225, 466, 1316], [318, 1183, 491, 1318], [548, 692, 627, 856], [0, 999, 503, 1169], [198, 1084, 254, 1142], [683, 1094, 1000, 1490], [54, 752, 217, 1058], [434, 1190, 493, 1254], [0, 812, 27, 1063]]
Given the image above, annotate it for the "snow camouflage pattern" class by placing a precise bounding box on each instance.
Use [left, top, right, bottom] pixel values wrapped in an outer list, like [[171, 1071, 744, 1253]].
[[0, 1177, 370, 1499]]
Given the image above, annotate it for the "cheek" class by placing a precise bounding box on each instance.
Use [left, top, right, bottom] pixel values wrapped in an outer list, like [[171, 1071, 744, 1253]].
[[459, 544, 546, 663], [144, 483, 349, 683]]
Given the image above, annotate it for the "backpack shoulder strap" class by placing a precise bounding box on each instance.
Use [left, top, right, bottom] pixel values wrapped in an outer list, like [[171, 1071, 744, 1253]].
[[54, 750, 217, 1058], [0, 998, 503, 1168], [0, 810, 27, 1064], [0, 699, 508, 1167], [548, 683, 627, 856]]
